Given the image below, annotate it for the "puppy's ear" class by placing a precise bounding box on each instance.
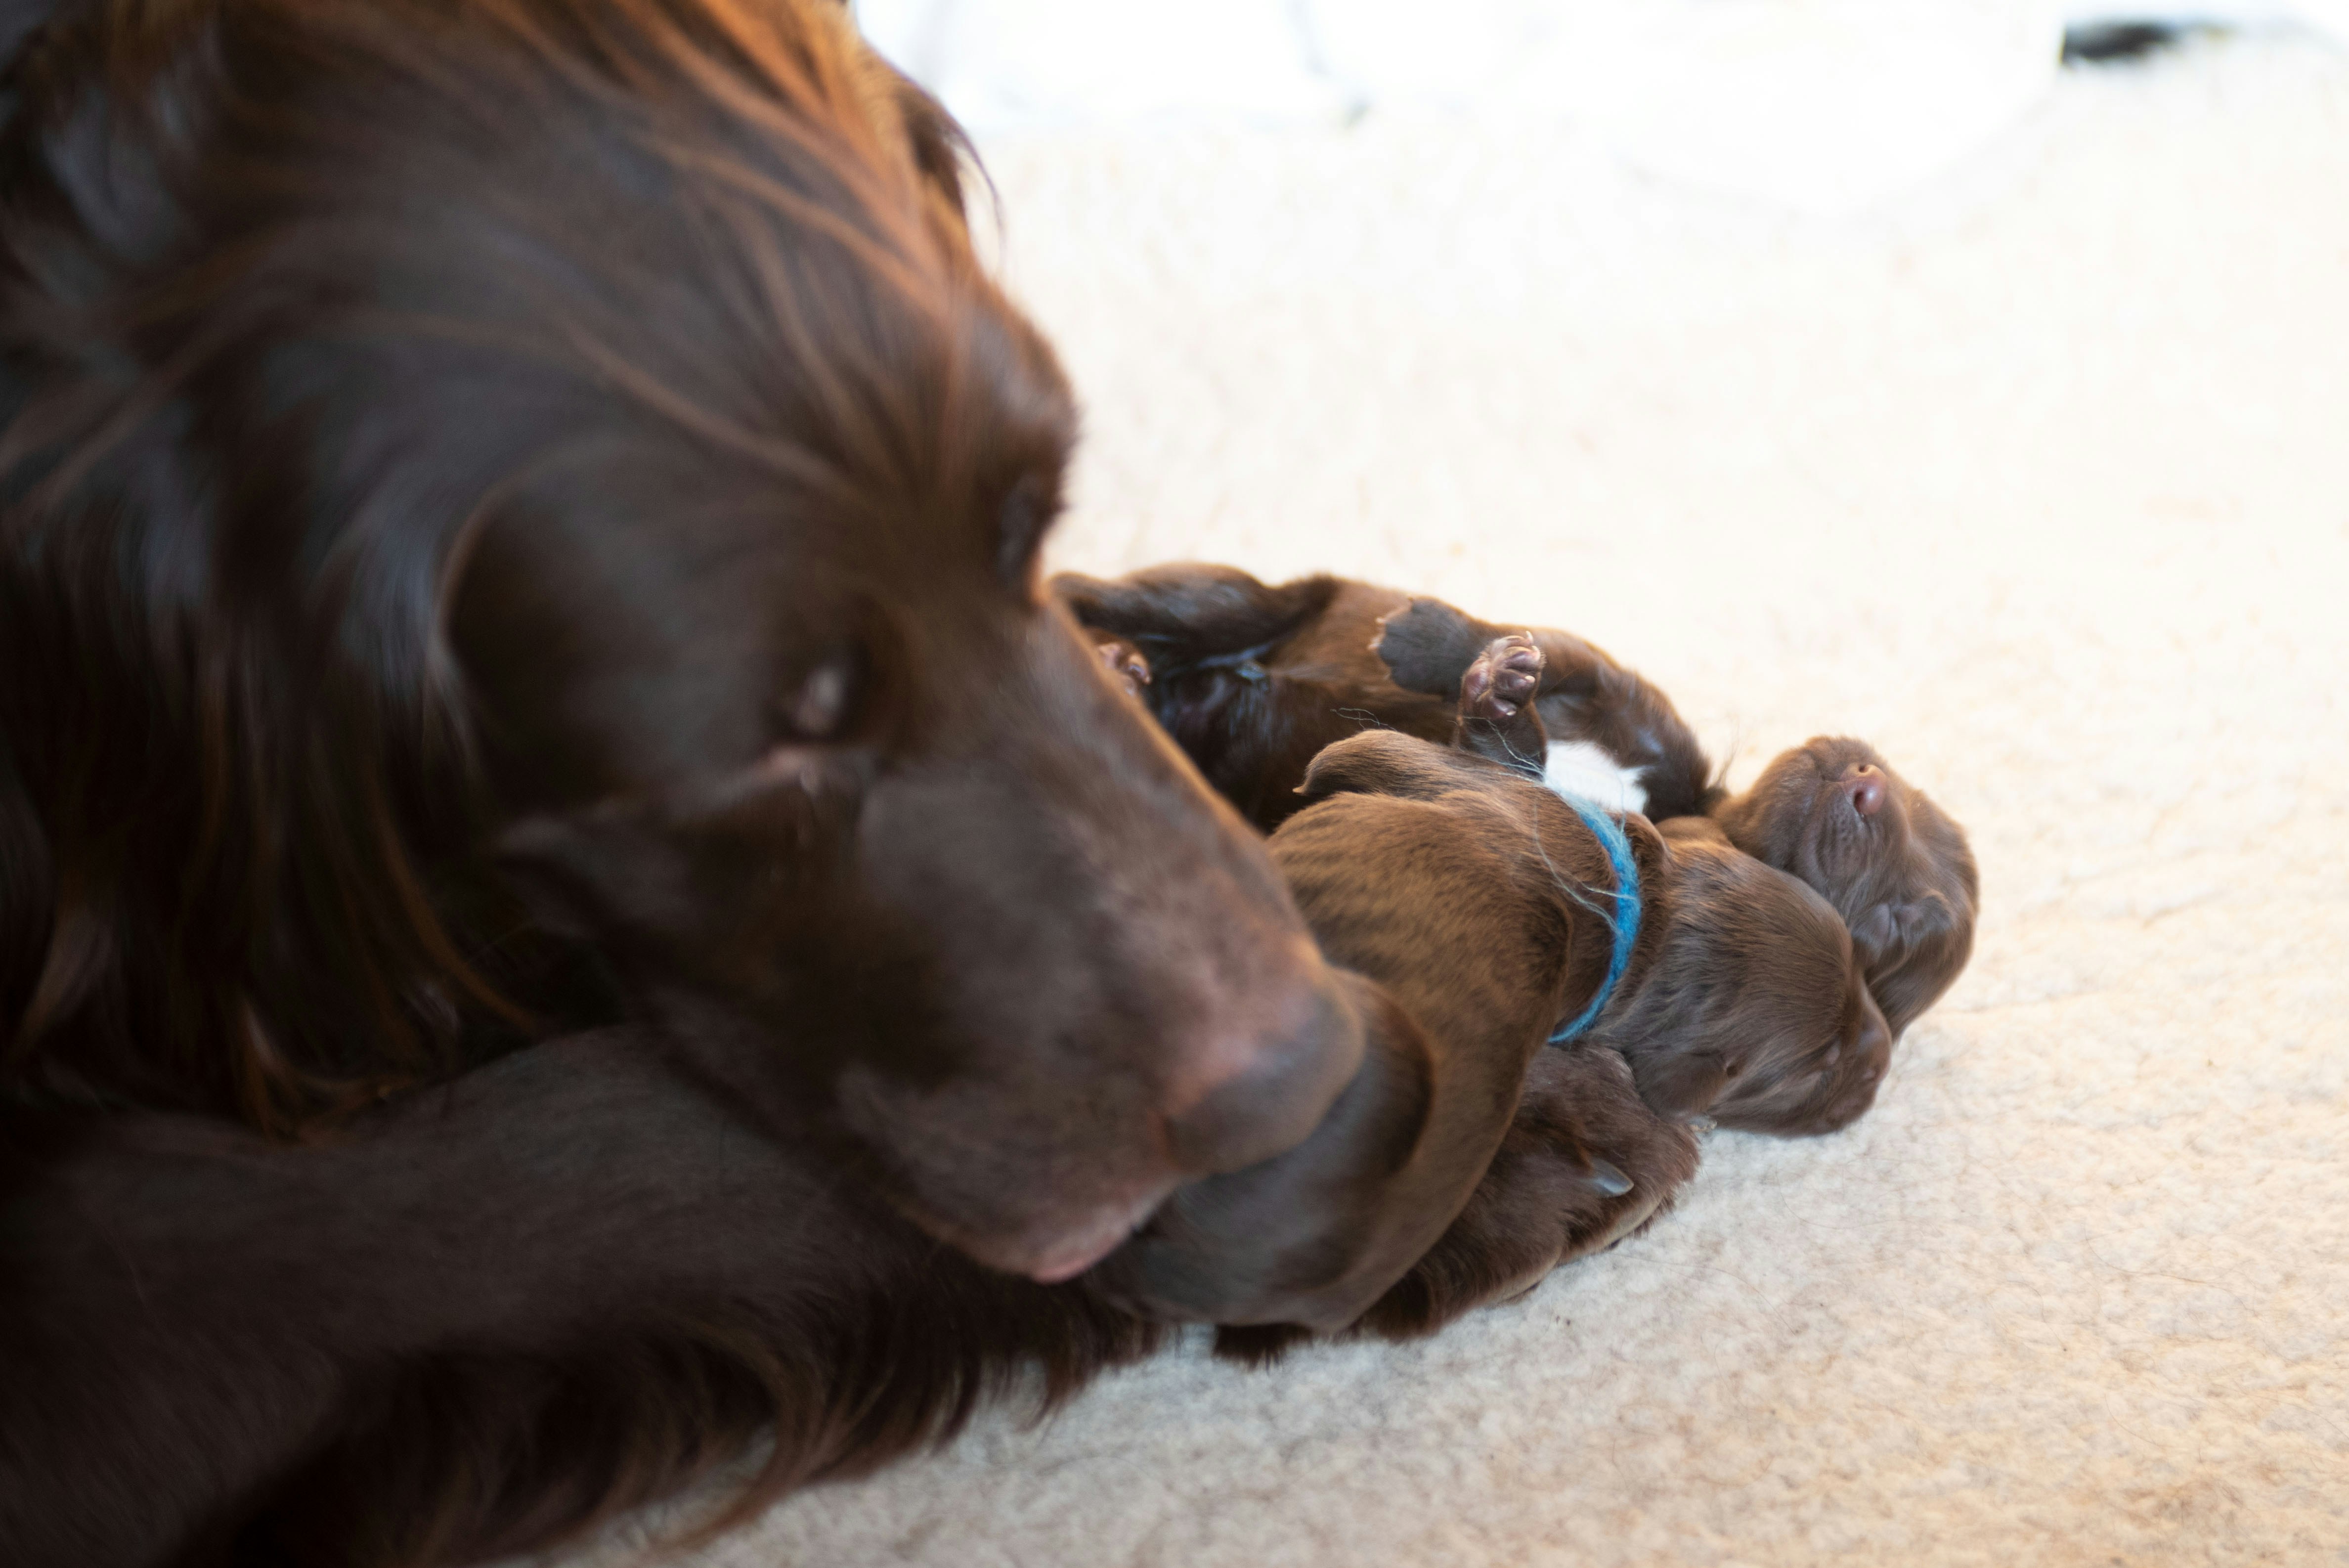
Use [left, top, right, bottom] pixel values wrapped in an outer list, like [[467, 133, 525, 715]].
[[1657, 816, 1732, 849], [1295, 730, 1481, 807], [1630, 1048, 1730, 1122], [883, 64, 975, 218], [1850, 891, 1954, 971], [1297, 732, 1415, 804], [1857, 891, 1971, 1037]]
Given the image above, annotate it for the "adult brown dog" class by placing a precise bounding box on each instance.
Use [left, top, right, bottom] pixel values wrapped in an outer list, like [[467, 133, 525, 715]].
[[0, 0, 1360, 1278], [0, 0, 1443, 1559]]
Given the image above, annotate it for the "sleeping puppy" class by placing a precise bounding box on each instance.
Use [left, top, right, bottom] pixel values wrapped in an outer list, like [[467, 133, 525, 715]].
[[1055, 563, 1717, 827], [1062, 566, 1977, 1038], [1378, 599, 1977, 1037], [1098, 636, 1890, 1357], [1709, 737, 1977, 1038]]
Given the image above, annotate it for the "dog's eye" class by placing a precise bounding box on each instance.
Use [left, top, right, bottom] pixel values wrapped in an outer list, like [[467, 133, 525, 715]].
[[775, 655, 856, 741], [996, 472, 1058, 588]]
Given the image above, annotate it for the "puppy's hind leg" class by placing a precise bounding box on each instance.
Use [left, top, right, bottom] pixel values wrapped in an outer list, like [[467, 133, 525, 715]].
[[1453, 635, 1549, 782]]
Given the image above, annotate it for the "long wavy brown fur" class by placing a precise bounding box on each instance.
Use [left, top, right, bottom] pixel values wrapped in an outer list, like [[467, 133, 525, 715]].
[[0, 0, 982, 1132], [239, 1276, 1168, 1566]]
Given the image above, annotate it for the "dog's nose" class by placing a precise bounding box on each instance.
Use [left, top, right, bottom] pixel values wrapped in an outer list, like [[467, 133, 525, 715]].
[[1845, 764, 1887, 818], [1158, 967, 1365, 1176]]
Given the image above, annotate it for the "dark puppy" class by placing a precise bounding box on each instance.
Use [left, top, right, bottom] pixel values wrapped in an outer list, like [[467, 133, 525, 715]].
[[1061, 566, 1976, 1037], [1055, 563, 1717, 828], [1712, 737, 1978, 1038], [1313, 641, 1894, 1138], [1384, 603, 1978, 1037]]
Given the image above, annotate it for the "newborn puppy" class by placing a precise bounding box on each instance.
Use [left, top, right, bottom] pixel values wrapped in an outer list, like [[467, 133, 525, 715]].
[[1099, 637, 1887, 1350], [1438, 636, 1896, 1136], [1712, 738, 1978, 1038], [1375, 600, 1978, 1036], [1055, 564, 1715, 828]]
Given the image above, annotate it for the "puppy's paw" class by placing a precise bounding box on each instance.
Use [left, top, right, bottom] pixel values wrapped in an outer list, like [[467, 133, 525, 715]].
[[1453, 634, 1547, 779], [1356, 1046, 1698, 1340], [1460, 634, 1542, 721], [1089, 634, 1153, 699], [1372, 597, 1488, 697]]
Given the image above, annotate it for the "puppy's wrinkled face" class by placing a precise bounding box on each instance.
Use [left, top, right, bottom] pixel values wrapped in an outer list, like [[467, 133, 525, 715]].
[[1599, 831, 1890, 1136], [1717, 737, 1978, 1037]]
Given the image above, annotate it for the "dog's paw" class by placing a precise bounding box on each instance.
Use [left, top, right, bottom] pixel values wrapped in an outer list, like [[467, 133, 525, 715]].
[[1460, 634, 1542, 722], [1088, 635, 1153, 699], [1354, 1045, 1699, 1340], [1372, 597, 1488, 697], [1453, 634, 1547, 778]]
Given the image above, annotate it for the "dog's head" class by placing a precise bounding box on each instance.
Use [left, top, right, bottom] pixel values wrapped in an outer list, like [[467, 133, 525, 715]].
[[1591, 824, 1891, 1136], [0, 0, 1358, 1280], [1715, 736, 1977, 1038]]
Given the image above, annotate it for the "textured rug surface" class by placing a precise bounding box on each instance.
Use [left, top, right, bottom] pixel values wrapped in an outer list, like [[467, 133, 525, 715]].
[[567, 38, 2349, 1568]]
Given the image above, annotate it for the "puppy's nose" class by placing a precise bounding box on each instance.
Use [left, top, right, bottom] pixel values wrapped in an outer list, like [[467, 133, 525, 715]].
[[1160, 970, 1365, 1176], [1845, 764, 1887, 818]]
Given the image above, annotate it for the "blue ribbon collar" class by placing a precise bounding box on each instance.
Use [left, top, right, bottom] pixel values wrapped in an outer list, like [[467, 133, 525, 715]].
[[1546, 795, 1643, 1045]]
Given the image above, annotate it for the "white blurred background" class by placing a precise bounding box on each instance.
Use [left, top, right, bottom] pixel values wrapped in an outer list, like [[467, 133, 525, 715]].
[[858, 1, 2347, 209]]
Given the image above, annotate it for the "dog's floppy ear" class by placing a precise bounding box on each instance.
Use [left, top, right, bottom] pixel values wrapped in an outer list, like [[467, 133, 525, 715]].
[[1, 0, 64, 66], [1857, 889, 1973, 1038], [1629, 1047, 1730, 1123], [1296, 729, 1505, 808], [0, 0, 71, 134], [881, 64, 976, 219]]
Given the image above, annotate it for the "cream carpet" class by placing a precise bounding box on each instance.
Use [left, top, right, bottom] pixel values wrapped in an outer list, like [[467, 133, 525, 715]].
[[576, 36, 2349, 1567]]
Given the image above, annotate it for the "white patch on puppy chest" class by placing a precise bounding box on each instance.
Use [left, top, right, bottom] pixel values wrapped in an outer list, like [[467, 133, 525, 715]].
[[1543, 740, 1648, 814]]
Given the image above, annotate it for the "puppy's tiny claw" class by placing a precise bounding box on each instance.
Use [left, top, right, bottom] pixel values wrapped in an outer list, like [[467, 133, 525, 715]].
[[1686, 1116, 1717, 1134], [1584, 1159, 1634, 1197]]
